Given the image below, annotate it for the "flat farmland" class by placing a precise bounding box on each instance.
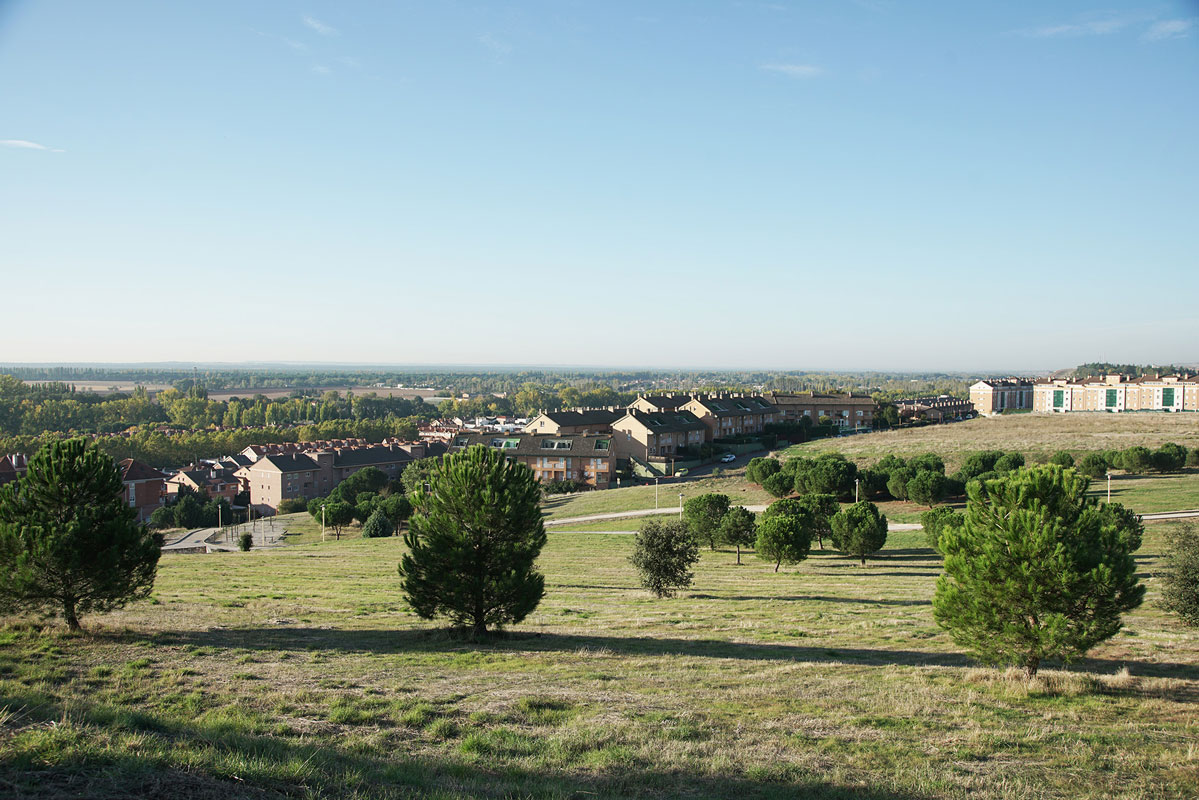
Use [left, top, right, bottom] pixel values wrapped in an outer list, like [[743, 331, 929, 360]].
[[1, 523, 1195, 799]]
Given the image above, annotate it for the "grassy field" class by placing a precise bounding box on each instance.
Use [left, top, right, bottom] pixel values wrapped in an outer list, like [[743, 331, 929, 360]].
[[781, 414, 1199, 471], [1, 521, 1196, 799], [541, 470, 774, 521]]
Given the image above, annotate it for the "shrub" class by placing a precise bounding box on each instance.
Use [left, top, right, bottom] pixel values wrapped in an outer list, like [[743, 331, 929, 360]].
[[1187, 447, 1199, 468], [631, 519, 699, 597], [830, 501, 888, 566], [921, 506, 963, 553], [1161, 523, 1199, 627], [238, 532, 253, 551], [992, 452, 1025, 474], [276, 498, 308, 515], [1118, 446, 1153, 474], [1049, 451, 1075, 468], [398, 445, 546, 635], [1152, 443, 1187, 473], [1077, 453, 1109, 479], [933, 465, 1144, 677], [361, 509, 395, 538], [543, 479, 585, 495]]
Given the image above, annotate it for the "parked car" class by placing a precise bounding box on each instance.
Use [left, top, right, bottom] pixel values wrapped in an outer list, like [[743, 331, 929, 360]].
[[720, 453, 737, 463]]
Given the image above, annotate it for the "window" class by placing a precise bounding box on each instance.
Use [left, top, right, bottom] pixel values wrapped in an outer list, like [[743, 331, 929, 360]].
[[1106, 389, 1117, 408], [1053, 390, 1064, 409], [1163, 387, 1175, 407]]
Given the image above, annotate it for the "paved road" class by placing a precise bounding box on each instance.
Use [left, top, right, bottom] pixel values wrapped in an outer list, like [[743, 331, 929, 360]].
[[546, 506, 921, 533], [161, 523, 290, 552], [1139, 509, 1199, 521]]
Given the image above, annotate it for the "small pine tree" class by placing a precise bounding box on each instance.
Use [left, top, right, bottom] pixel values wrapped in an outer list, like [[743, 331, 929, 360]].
[[719, 506, 757, 564], [361, 508, 395, 538], [830, 501, 888, 566], [0, 438, 161, 631], [238, 532, 253, 551], [906, 470, 947, 508], [920, 506, 963, 553], [1049, 451, 1075, 468], [933, 465, 1144, 677], [632, 518, 699, 597], [755, 511, 813, 572], [398, 445, 546, 636], [684, 494, 730, 551], [1161, 523, 1199, 627]]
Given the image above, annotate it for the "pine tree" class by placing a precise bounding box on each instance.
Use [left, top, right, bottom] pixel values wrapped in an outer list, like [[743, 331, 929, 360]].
[[755, 502, 814, 572], [1161, 523, 1199, 627], [830, 501, 888, 566], [0, 438, 161, 631], [398, 445, 546, 636], [718, 506, 756, 564], [684, 493, 730, 551], [933, 465, 1144, 677]]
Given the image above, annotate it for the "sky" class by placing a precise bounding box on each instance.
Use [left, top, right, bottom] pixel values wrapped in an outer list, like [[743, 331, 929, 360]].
[[1, 1, 1196, 373]]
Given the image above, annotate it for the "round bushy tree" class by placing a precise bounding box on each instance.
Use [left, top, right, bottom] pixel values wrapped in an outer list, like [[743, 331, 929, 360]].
[[631, 518, 699, 597], [755, 513, 813, 572], [792, 493, 838, 549], [1077, 452, 1109, 479], [830, 501, 888, 566], [762, 471, 794, 498], [933, 465, 1144, 677], [719, 506, 757, 564], [1152, 443, 1187, 473], [361, 508, 395, 538], [1049, 451, 1075, 468], [920, 506, 963, 553], [399, 445, 546, 635], [1161, 523, 1199, 627], [886, 467, 915, 501], [906, 470, 947, 508], [0, 438, 161, 631]]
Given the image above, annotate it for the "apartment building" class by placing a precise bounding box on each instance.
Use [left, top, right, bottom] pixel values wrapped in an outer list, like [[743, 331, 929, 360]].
[[119, 458, 167, 523], [449, 434, 615, 489], [523, 408, 623, 435], [238, 443, 419, 513], [970, 379, 1034, 415], [167, 463, 242, 504], [680, 394, 779, 440], [1033, 374, 1199, 413], [764, 391, 876, 429], [610, 410, 708, 462], [896, 396, 975, 422]]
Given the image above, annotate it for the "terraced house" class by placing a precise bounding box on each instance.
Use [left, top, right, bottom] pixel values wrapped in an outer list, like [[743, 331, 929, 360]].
[[522, 408, 623, 435], [449, 433, 615, 489], [680, 394, 779, 440], [763, 391, 876, 429], [610, 409, 708, 461], [1034, 374, 1199, 413]]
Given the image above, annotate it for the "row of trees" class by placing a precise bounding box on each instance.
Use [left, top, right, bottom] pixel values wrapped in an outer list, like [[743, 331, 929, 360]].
[[301, 467, 413, 540]]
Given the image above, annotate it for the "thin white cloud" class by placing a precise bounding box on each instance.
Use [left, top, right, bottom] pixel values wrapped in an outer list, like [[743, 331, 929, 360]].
[[478, 33, 512, 57], [1, 139, 64, 153], [312, 64, 331, 75], [1016, 18, 1127, 38], [761, 63, 824, 79], [302, 15, 338, 36], [1142, 19, 1193, 41]]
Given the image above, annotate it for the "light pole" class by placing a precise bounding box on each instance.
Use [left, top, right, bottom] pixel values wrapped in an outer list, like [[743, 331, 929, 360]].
[[678, 492, 684, 519], [854, 478, 860, 503], [321, 503, 326, 540], [1106, 472, 1112, 503], [655, 477, 659, 510]]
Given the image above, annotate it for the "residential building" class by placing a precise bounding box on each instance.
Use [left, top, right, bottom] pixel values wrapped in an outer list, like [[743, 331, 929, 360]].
[[1033, 374, 1199, 413], [0, 454, 27, 487], [969, 379, 1034, 415], [610, 410, 708, 462], [166, 463, 242, 504], [449, 434, 615, 489], [895, 396, 975, 422], [763, 391, 876, 429], [119, 458, 168, 523], [523, 408, 623, 436], [680, 394, 779, 440], [628, 394, 692, 414], [238, 443, 419, 513]]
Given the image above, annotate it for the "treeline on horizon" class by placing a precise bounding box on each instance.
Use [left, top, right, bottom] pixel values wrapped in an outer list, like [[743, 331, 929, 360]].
[[1072, 363, 1195, 380]]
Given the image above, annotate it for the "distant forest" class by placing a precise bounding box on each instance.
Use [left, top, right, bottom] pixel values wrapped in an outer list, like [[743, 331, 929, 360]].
[[1072, 363, 1194, 379]]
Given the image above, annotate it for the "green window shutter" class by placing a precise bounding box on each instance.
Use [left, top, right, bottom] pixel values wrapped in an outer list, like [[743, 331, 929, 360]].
[[1053, 390, 1063, 409], [1106, 389, 1117, 408], [1163, 388, 1174, 407]]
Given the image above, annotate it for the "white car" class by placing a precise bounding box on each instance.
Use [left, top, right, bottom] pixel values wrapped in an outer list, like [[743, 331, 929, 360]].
[[720, 453, 737, 463]]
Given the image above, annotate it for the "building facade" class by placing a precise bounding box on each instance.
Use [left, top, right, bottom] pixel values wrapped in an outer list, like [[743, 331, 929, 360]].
[[969, 379, 1034, 415], [1033, 374, 1199, 413], [523, 408, 623, 436], [610, 410, 708, 462], [119, 458, 167, 523], [763, 391, 876, 429], [449, 434, 615, 489], [896, 396, 975, 422], [680, 394, 778, 440]]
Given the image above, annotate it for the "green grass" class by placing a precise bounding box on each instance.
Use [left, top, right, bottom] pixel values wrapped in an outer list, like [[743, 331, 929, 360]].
[[1, 514, 1196, 799], [542, 469, 774, 521]]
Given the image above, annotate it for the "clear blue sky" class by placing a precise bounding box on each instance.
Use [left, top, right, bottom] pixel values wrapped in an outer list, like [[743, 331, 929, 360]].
[[2, 1, 1196, 372]]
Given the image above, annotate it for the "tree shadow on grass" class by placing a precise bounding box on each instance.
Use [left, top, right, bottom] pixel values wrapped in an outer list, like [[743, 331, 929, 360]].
[[0, 688, 932, 800], [140, 627, 1199, 681]]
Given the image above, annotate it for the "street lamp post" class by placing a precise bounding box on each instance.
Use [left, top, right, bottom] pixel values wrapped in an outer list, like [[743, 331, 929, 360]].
[[855, 478, 860, 503], [679, 492, 684, 519], [1106, 472, 1112, 503], [655, 477, 659, 510]]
